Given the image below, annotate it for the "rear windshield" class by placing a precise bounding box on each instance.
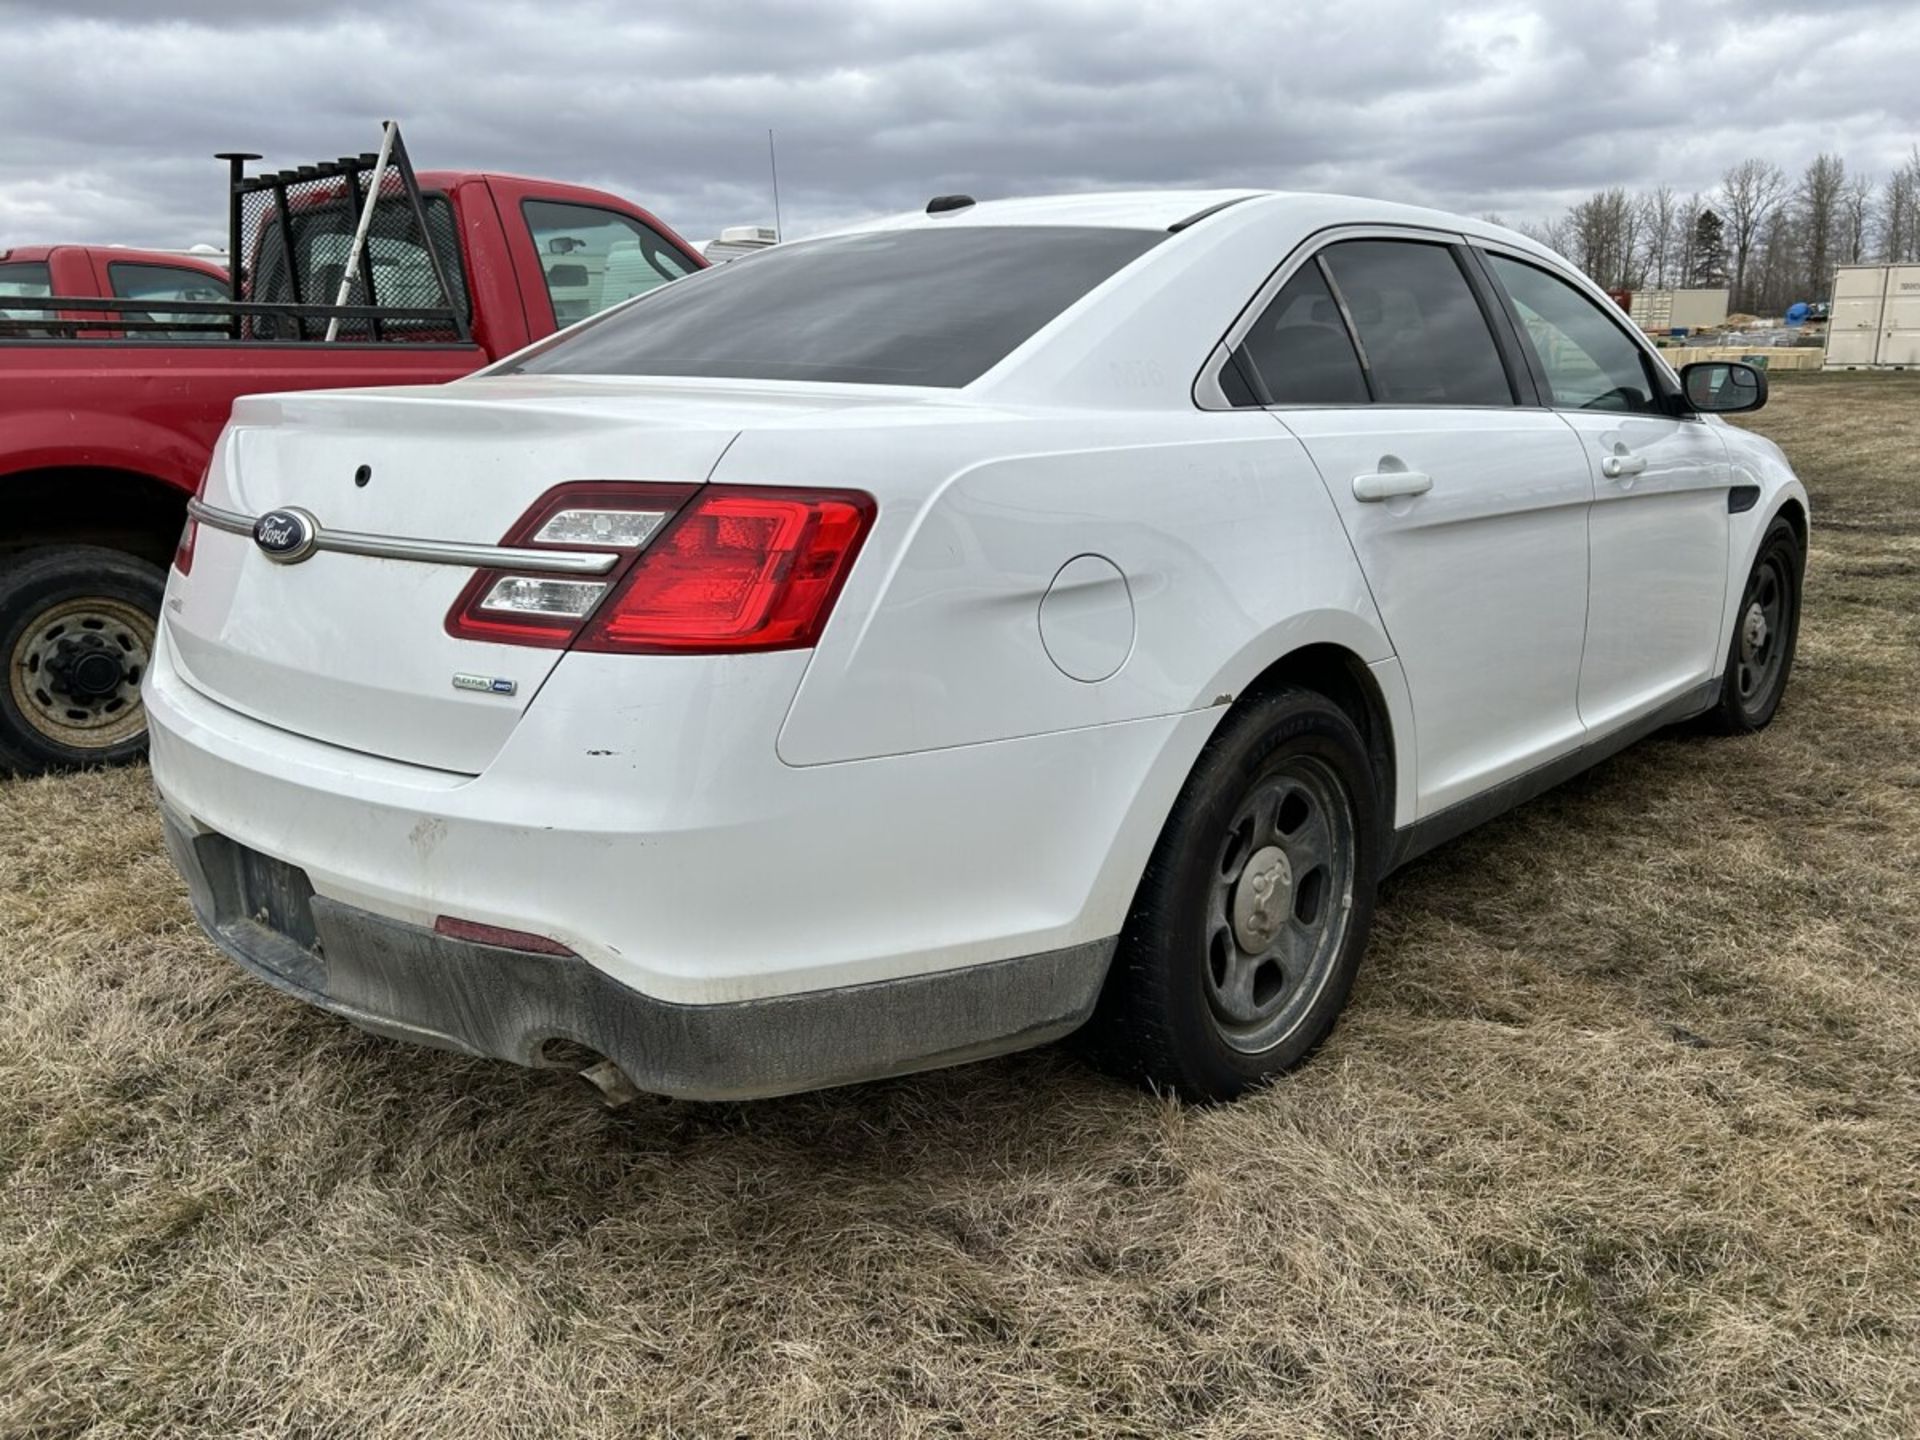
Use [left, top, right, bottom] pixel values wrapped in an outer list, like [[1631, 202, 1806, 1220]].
[[505, 226, 1165, 387]]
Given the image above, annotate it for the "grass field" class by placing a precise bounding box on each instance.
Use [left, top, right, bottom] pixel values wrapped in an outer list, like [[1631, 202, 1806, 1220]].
[[3, 374, 1918, 1438]]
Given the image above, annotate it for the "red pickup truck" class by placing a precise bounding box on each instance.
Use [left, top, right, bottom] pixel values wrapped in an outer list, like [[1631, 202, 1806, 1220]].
[[0, 166, 704, 774]]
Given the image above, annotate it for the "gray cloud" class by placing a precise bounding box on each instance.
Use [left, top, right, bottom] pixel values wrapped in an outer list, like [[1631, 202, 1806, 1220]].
[[2, 0, 1916, 251]]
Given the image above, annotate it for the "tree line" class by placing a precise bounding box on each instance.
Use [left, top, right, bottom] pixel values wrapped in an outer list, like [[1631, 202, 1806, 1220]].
[[1499, 148, 1920, 317]]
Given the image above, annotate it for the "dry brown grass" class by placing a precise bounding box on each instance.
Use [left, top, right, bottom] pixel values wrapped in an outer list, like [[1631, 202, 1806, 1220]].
[[4, 374, 1920, 1439]]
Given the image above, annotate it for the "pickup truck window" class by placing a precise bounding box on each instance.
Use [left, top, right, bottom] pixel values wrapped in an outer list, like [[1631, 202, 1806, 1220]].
[[250, 194, 469, 340], [108, 261, 229, 340], [507, 226, 1165, 388], [0, 260, 53, 334], [522, 200, 695, 328]]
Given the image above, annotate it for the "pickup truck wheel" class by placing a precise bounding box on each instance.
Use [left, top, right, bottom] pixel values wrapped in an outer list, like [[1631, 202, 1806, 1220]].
[[1087, 687, 1381, 1102], [0, 547, 165, 776]]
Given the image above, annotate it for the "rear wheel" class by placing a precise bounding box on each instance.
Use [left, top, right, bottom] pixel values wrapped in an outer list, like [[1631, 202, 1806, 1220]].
[[1705, 516, 1803, 734], [0, 547, 165, 776], [1088, 688, 1381, 1101]]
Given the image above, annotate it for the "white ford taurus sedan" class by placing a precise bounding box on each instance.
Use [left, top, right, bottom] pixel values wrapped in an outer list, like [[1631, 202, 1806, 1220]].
[[146, 190, 1807, 1103]]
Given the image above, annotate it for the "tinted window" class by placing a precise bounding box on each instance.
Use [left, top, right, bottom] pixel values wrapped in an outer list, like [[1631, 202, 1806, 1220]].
[[108, 261, 228, 339], [0, 260, 53, 335], [521, 200, 694, 327], [1486, 254, 1660, 413], [509, 227, 1164, 388], [1319, 240, 1512, 406], [1230, 261, 1369, 405]]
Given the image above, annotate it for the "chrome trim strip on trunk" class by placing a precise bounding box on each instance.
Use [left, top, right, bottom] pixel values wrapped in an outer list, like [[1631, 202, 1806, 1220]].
[[187, 499, 620, 576]]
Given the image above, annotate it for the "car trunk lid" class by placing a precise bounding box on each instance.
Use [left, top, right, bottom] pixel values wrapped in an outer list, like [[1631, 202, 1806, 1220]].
[[165, 376, 866, 772]]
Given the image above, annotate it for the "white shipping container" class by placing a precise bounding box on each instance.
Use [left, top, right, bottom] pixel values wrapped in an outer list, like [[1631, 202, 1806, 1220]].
[[1627, 288, 1729, 332], [1825, 264, 1920, 368]]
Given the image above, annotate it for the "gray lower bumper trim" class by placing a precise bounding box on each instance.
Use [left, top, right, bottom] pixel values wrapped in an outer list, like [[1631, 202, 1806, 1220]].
[[164, 816, 1114, 1101]]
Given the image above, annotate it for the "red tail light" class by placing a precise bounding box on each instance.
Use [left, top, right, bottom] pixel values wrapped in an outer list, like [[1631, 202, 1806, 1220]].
[[173, 517, 199, 576], [174, 468, 210, 575], [447, 484, 876, 655], [580, 488, 876, 653]]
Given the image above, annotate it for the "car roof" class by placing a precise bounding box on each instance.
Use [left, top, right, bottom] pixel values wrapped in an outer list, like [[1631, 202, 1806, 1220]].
[[817, 189, 1546, 254]]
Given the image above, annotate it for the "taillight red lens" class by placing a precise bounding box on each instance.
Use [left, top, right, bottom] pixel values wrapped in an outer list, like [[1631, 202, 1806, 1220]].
[[578, 488, 876, 653], [173, 517, 198, 576]]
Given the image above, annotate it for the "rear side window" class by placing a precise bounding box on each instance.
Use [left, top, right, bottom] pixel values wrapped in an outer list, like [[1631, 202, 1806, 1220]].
[[1318, 240, 1513, 406], [1231, 261, 1369, 405], [508, 226, 1165, 387], [521, 200, 694, 327], [1485, 254, 1661, 413]]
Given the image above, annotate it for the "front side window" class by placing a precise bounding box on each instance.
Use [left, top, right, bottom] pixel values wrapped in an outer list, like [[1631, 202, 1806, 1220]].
[[1317, 240, 1513, 406], [522, 200, 695, 327], [1485, 254, 1660, 413], [0, 260, 53, 333], [1229, 261, 1370, 406], [508, 226, 1165, 388], [109, 261, 228, 339]]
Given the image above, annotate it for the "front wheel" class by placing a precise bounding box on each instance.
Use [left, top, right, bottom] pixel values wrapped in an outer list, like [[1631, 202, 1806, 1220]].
[[0, 546, 166, 777], [1705, 516, 1803, 734], [1087, 688, 1382, 1102]]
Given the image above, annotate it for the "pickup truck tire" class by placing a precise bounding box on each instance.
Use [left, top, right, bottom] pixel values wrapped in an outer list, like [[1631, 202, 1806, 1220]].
[[0, 546, 165, 776]]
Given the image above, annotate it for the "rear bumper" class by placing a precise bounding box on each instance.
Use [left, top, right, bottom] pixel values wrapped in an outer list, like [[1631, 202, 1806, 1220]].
[[166, 814, 1113, 1101]]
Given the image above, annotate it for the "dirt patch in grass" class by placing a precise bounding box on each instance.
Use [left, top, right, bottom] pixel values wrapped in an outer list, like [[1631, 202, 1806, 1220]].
[[4, 374, 1919, 1438]]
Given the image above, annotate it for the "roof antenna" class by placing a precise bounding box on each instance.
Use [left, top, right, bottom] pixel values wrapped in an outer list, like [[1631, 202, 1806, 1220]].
[[768, 128, 783, 242]]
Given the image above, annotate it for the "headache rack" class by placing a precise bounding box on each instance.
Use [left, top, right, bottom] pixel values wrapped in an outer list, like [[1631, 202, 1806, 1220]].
[[0, 121, 471, 344]]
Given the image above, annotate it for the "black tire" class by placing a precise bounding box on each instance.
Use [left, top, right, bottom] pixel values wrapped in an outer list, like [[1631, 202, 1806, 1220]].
[[0, 546, 166, 777], [1087, 687, 1382, 1102], [1704, 516, 1803, 735]]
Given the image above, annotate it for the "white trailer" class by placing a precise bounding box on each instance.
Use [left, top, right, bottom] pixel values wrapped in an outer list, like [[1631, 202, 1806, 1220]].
[[1826, 264, 1920, 368]]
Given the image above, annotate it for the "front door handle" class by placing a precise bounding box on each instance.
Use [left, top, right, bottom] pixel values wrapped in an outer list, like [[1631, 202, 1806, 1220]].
[[1352, 470, 1433, 502], [1601, 453, 1648, 479]]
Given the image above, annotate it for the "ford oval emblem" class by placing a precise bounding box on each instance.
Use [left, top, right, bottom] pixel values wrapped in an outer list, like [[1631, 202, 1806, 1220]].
[[253, 507, 319, 564]]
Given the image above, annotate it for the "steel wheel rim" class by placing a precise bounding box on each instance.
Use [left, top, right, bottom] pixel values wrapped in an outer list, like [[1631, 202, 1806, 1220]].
[[1735, 552, 1790, 705], [1203, 754, 1357, 1054], [8, 596, 154, 750]]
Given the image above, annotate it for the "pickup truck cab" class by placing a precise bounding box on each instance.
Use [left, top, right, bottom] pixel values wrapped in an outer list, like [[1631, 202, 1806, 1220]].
[[0, 246, 231, 339], [0, 171, 704, 773]]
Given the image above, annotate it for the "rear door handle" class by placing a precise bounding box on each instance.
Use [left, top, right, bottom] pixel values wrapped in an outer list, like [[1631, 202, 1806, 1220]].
[[1352, 470, 1433, 502], [1601, 453, 1648, 479]]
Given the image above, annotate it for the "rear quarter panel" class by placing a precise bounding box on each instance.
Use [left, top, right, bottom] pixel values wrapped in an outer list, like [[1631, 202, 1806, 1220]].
[[747, 409, 1392, 764]]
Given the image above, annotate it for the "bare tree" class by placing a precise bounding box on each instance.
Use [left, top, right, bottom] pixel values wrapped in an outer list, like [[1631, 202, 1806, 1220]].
[[1719, 158, 1788, 310], [1797, 153, 1847, 299], [1841, 173, 1875, 264], [1639, 185, 1678, 288]]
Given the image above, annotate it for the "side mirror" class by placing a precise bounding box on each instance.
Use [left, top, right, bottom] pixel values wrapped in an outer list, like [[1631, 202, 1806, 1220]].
[[1680, 360, 1768, 415]]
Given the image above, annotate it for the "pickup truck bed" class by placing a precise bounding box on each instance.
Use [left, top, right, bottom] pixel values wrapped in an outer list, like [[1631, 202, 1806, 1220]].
[[0, 169, 704, 774]]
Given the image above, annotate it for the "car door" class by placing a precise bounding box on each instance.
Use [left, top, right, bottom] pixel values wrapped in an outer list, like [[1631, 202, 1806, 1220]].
[[1478, 250, 1732, 732], [493, 188, 699, 333], [1220, 234, 1596, 817]]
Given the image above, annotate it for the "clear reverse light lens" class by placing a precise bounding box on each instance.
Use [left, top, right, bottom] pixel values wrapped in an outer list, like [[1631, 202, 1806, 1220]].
[[533, 508, 670, 547], [479, 576, 608, 618]]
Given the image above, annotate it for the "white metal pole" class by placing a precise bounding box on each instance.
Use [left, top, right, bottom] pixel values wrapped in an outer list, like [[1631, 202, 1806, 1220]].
[[324, 119, 397, 342]]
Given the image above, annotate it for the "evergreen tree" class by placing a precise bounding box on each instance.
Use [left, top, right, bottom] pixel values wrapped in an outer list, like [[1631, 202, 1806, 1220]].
[[1689, 208, 1729, 287]]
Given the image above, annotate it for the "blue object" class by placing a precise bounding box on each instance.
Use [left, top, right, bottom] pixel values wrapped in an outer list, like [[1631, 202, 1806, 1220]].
[[1785, 302, 1809, 326]]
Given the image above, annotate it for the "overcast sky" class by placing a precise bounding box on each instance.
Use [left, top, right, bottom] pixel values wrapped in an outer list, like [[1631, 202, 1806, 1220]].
[[2, 0, 1916, 251]]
